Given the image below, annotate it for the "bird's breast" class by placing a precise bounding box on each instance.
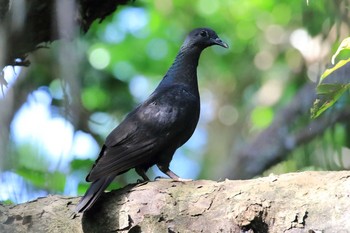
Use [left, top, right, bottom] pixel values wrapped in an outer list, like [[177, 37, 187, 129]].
[[139, 86, 200, 134]]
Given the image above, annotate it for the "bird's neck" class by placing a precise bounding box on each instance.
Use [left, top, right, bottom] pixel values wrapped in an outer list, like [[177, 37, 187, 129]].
[[161, 47, 202, 92]]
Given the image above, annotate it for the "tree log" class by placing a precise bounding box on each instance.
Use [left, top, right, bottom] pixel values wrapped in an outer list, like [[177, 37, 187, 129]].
[[1, 171, 350, 233]]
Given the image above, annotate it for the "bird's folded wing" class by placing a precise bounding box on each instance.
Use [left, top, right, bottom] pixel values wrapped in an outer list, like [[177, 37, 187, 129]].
[[104, 109, 140, 147], [86, 139, 156, 182], [86, 85, 197, 182]]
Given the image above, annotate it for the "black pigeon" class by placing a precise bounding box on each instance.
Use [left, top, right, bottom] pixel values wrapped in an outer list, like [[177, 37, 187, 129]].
[[76, 28, 228, 213]]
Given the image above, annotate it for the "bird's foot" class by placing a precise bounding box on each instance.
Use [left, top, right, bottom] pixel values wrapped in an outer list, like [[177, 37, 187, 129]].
[[70, 212, 79, 219], [156, 165, 193, 182]]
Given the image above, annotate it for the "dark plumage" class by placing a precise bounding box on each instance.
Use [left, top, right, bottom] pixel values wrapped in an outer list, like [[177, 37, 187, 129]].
[[76, 28, 228, 213]]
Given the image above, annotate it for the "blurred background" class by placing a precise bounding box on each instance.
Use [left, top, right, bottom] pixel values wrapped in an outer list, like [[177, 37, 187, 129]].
[[1, 0, 350, 204]]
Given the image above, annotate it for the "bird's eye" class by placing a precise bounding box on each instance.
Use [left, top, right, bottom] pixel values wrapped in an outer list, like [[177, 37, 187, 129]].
[[200, 30, 208, 37]]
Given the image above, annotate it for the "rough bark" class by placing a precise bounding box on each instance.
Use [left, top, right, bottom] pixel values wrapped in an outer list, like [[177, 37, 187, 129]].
[[1, 171, 350, 233]]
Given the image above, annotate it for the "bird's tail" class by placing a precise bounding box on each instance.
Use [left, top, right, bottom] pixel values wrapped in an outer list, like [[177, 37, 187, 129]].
[[75, 176, 115, 213]]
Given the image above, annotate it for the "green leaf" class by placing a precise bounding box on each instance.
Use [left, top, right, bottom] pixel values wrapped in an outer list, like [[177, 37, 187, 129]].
[[319, 58, 350, 83], [331, 37, 350, 65], [311, 38, 350, 118], [311, 83, 350, 118]]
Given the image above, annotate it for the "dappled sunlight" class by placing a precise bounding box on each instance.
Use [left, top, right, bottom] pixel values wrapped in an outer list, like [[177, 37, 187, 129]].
[[1, 0, 349, 204], [5, 89, 102, 201]]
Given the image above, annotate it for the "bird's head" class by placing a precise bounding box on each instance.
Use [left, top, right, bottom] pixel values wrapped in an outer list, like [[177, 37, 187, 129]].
[[182, 28, 229, 51]]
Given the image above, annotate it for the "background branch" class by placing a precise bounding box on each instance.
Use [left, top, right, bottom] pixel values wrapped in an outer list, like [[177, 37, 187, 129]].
[[227, 69, 350, 179]]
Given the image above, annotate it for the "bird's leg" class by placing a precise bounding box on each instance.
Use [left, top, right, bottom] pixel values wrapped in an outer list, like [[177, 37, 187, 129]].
[[135, 167, 150, 183], [157, 164, 192, 182]]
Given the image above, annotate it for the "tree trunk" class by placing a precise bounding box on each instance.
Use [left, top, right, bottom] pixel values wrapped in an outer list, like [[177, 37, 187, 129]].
[[0, 0, 132, 69], [1, 171, 349, 233]]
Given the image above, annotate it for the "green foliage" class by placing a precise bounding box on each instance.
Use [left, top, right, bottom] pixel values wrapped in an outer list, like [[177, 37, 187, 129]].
[[302, 1, 336, 36], [16, 167, 66, 192], [311, 37, 350, 119], [251, 106, 274, 129], [77, 183, 90, 196], [70, 159, 94, 171], [311, 83, 350, 118], [0, 200, 14, 205], [82, 86, 111, 111], [331, 38, 350, 64]]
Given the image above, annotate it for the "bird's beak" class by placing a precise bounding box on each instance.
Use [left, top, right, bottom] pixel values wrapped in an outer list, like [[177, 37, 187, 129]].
[[213, 37, 229, 48]]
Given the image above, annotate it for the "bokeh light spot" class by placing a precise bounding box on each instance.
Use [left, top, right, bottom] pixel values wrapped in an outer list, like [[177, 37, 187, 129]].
[[254, 51, 275, 70], [113, 61, 135, 82], [82, 86, 110, 110], [129, 75, 151, 102], [265, 24, 286, 44], [197, 0, 220, 16], [89, 47, 111, 70], [218, 105, 238, 126], [117, 7, 149, 37], [255, 78, 284, 106], [49, 79, 64, 99], [251, 106, 274, 129]]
